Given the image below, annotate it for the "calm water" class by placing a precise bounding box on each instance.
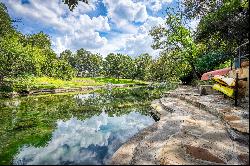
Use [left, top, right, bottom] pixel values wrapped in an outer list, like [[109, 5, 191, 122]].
[[13, 111, 154, 165], [0, 89, 157, 165]]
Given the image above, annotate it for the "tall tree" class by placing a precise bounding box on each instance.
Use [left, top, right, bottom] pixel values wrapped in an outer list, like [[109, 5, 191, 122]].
[[134, 53, 152, 81], [0, 2, 76, 81], [0, 2, 13, 37], [184, 0, 249, 51], [104, 53, 135, 80], [59, 49, 76, 68], [150, 5, 204, 80], [74, 48, 103, 77], [24, 32, 52, 49]]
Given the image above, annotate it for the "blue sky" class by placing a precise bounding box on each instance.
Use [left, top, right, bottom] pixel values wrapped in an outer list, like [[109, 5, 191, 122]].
[[1, 0, 198, 57]]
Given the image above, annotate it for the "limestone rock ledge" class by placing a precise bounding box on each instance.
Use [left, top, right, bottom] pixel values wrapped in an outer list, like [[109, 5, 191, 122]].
[[109, 86, 249, 165]]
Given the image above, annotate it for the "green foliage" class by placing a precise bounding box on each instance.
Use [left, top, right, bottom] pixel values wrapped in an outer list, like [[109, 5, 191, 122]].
[[0, 4, 76, 82], [43, 58, 76, 80], [104, 53, 135, 80], [0, 2, 13, 36], [59, 49, 74, 62], [183, 0, 223, 19], [190, 0, 249, 51], [149, 0, 248, 84], [23, 32, 52, 49], [195, 51, 230, 74], [214, 59, 232, 70], [150, 9, 203, 81], [0, 32, 45, 78], [134, 53, 153, 81], [149, 53, 188, 82], [71, 48, 103, 77]]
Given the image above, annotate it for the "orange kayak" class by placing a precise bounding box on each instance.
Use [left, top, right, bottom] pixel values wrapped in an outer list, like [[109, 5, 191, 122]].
[[201, 68, 231, 80]]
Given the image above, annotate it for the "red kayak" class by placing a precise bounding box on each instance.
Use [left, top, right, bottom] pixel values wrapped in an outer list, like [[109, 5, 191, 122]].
[[201, 68, 231, 80]]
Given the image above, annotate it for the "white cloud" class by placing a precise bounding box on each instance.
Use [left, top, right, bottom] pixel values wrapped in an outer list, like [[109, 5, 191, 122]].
[[119, 16, 165, 57], [13, 111, 154, 165], [133, 0, 173, 13], [104, 0, 148, 28], [3, 0, 110, 54], [94, 16, 164, 57], [2, 0, 169, 57]]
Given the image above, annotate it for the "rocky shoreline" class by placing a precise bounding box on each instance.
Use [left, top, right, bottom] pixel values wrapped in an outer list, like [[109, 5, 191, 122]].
[[109, 86, 249, 165], [0, 83, 140, 98]]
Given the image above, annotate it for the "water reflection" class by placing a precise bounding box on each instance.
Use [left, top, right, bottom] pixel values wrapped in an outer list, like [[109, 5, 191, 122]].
[[13, 111, 154, 165], [73, 93, 99, 101]]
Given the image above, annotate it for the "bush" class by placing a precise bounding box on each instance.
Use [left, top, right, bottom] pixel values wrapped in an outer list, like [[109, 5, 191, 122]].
[[195, 51, 230, 75], [43, 59, 76, 80]]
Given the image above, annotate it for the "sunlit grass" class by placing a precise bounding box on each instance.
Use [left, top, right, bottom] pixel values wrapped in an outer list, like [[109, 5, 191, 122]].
[[92, 77, 148, 85], [1, 76, 149, 93]]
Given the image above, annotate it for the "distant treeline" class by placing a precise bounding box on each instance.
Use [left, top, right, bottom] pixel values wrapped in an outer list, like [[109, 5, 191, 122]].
[[0, 0, 248, 84]]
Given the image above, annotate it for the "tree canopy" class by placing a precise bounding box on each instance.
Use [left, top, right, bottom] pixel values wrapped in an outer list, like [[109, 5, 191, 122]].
[[149, 0, 248, 83], [0, 0, 248, 85]]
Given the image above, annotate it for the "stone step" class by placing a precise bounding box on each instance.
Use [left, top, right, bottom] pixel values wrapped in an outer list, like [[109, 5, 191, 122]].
[[165, 91, 249, 135], [111, 96, 249, 165]]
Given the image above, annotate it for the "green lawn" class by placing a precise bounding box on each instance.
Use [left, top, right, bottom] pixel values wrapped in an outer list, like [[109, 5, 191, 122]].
[[92, 77, 147, 85], [1, 76, 148, 93]]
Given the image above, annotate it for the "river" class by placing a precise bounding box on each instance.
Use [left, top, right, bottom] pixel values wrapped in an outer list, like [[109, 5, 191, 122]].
[[0, 86, 169, 164]]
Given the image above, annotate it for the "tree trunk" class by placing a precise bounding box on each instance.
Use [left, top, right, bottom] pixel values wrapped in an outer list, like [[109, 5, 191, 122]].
[[0, 74, 3, 85], [189, 61, 199, 80]]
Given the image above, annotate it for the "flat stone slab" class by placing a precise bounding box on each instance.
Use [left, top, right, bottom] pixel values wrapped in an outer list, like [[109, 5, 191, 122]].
[[110, 86, 249, 165], [165, 86, 249, 135]]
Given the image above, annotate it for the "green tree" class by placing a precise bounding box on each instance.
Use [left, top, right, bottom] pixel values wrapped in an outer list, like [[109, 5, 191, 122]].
[[0, 3, 76, 83], [134, 53, 152, 81], [195, 51, 230, 74], [149, 51, 191, 82], [184, 0, 249, 52], [0, 32, 49, 79], [120, 54, 135, 79], [104, 53, 135, 80], [74, 48, 103, 77], [59, 49, 76, 68], [150, 7, 204, 81], [104, 53, 121, 79], [23, 32, 52, 50], [60, 49, 73, 61], [0, 2, 13, 37], [41, 50, 76, 80], [0, 2, 15, 82]]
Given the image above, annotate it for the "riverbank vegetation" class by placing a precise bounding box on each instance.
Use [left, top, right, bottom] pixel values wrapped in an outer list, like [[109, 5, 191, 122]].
[[0, 76, 147, 93], [1, 0, 248, 94], [0, 0, 249, 165]]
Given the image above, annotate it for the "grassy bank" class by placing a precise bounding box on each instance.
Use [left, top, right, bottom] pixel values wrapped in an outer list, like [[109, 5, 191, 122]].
[[0, 76, 148, 93]]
